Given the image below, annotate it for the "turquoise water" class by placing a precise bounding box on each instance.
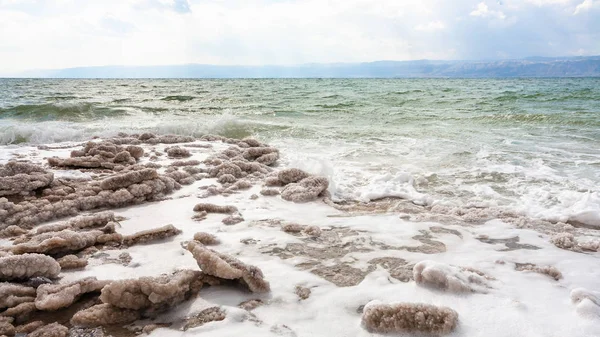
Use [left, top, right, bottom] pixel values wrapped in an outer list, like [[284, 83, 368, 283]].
[[1, 78, 599, 223]]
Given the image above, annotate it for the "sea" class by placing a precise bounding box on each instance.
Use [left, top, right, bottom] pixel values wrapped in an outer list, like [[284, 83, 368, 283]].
[[1, 78, 599, 226]]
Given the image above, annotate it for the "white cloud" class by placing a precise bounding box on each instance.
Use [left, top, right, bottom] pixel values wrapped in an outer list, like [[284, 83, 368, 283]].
[[470, 2, 507, 19], [415, 20, 446, 31], [574, 0, 593, 14]]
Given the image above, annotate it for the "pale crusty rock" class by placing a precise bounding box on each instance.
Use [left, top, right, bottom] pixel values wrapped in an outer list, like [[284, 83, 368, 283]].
[[122, 224, 182, 246], [0, 282, 36, 309], [57, 255, 88, 270], [183, 307, 226, 331], [413, 261, 491, 293], [166, 147, 191, 158], [281, 176, 329, 203], [277, 168, 310, 185], [99, 270, 204, 313], [11, 230, 121, 255], [193, 203, 238, 214], [35, 212, 115, 235], [0, 225, 28, 238], [15, 320, 45, 334], [186, 242, 270, 293], [35, 277, 109, 311], [303, 225, 322, 238], [99, 169, 158, 190], [0, 254, 60, 281], [222, 215, 244, 226], [515, 263, 562, 281], [71, 303, 141, 327], [361, 302, 458, 335], [193, 232, 220, 245], [0, 161, 54, 197], [281, 223, 305, 233], [0, 317, 15, 336], [28, 322, 69, 337], [295, 285, 311, 300], [260, 188, 280, 196]]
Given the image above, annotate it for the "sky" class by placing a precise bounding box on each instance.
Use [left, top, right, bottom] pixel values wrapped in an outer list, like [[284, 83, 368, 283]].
[[0, 0, 599, 73]]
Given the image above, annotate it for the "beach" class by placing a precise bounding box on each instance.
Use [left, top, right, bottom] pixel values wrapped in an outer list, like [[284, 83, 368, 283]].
[[0, 78, 599, 336]]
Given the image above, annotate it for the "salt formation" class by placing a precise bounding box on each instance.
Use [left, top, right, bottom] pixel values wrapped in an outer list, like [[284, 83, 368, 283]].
[[515, 263, 562, 281], [35, 277, 109, 310], [48, 141, 143, 168], [570, 288, 600, 318], [0, 283, 36, 309], [186, 242, 270, 293], [260, 188, 280, 196], [295, 286, 311, 300], [551, 232, 599, 252], [166, 146, 191, 158], [281, 176, 329, 202], [413, 260, 491, 293], [56, 255, 88, 270], [0, 161, 54, 197], [361, 302, 458, 335], [183, 307, 227, 330], [193, 232, 220, 245], [11, 229, 122, 255], [222, 215, 244, 225], [122, 224, 182, 246], [193, 203, 239, 214], [71, 303, 141, 327], [28, 322, 69, 337], [0, 254, 61, 281]]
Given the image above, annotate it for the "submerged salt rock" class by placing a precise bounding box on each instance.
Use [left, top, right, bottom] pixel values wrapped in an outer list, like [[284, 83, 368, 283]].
[[0, 161, 54, 197], [515, 263, 562, 281], [193, 203, 238, 214], [570, 288, 600, 318], [260, 188, 280, 196], [413, 260, 491, 293], [0, 282, 36, 309], [71, 303, 141, 327], [361, 302, 458, 335], [186, 241, 270, 293], [122, 224, 182, 246], [183, 307, 227, 331], [222, 215, 244, 226], [35, 277, 109, 311], [281, 176, 329, 203], [0, 254, 60, 281], [100, 270, 204, 312]]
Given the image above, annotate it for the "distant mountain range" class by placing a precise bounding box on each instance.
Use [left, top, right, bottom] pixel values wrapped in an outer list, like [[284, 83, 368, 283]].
[[11, 56, 600, 78]]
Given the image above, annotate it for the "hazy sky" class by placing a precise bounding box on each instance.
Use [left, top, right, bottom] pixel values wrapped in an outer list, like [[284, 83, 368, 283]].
[[0, 0, 598, 73]]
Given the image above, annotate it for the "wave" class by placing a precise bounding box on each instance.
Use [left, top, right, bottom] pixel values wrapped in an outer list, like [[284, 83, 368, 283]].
[[0, 102, 129, 121], [160, 95, 195, 102]]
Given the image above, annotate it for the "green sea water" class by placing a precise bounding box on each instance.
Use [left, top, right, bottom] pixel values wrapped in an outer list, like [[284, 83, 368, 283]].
[[1, 78, 599, 224]]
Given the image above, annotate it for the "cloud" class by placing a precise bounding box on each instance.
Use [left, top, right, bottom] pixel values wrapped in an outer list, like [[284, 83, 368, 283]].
[[415, 20, 446, 31], [574, 0, 593, 14], [470, 2, 507, 19], [0, 0, 598, 74]]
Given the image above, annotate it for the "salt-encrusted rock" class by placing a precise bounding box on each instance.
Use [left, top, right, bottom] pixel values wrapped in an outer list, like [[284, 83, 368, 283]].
[[183, 307, 226, 330], [0, 254, 60, 281], [57, 255, 88, 270], [71, 303, 141, 327], [222, 215, 244, 226], [0, 317, 15, 336], [99, 169, 158, 190], [0, 282, 36, 309], [551, 232, 578, 250], [361, 302, 458, 335], [28, 322, 69, 337], [186, 242, 270, 293], [35, 212, 115, 235], [193, 232, 220, 245], [278, 168, 310, 185], [260, 188, 280, 196], [0, 161, 54, 197], [515, 263, 562, 281], [166, 147, 191, 158], [12, 230, 122, 255], [122, 224, 182, 246], [35, 277, 109, 311], [99, 270, 204, 313], [193, 203, 238, 214], [281, 176, 329, 203], [413, 260, 491, 293]]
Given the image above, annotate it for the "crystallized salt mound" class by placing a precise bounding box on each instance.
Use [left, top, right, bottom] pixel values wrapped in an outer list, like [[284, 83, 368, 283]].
[[71, 303, 141, 327], [413, 260, 491, 293], [278, 168, 310, 185], [99, 169, 158, 190], [99, 270, 204, 313], [193, 232, 220, 245], [551, 232, 578, 250], [11, 229, 122, 255], [0, 282, 36, 309], [35, 277, 110, 311], [122, 224, 182, 246], [515, 263, 562, 281], [281, 176, 329, 203], [186, 241, 270, 293], [47, 141, 143, 169], [193, 203, 239, 214], [15, 321, 45, 334], [166, 146, 192, 158], [0, 317, 15, 336], [35, 212, 115, 235], [570, 288, 600, 318], [28, 322, 69, 337], [0, 254, 61, 281], [56, 255, 88, 270], [362, 301, 458, 335], [222, 215, 244, 225], [0, 161, 54, 197], [183, 307, 227, 331]]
